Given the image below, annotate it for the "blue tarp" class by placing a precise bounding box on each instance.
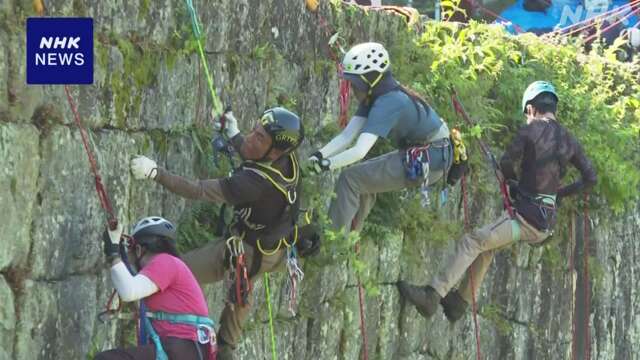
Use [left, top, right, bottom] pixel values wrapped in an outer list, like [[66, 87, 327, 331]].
[[496, 0, 639, 35]]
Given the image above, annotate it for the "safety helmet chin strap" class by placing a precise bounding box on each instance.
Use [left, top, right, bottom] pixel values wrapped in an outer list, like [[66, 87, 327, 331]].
[[360, 72, 385, 96]]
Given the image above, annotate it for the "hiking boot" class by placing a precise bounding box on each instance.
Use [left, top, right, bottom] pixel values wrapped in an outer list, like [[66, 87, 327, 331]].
[[440, 289, 468, 323], [397, 281, 442, 319]]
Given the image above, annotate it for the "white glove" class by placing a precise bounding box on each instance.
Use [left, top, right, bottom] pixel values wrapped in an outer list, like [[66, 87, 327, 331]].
[[108, 223, 124, 245], [130, 155, 158, 180], [212, 109, 240, 139]]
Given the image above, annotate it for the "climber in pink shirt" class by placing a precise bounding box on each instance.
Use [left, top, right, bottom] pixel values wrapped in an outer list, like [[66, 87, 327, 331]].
[[95, 216, 215, 360]]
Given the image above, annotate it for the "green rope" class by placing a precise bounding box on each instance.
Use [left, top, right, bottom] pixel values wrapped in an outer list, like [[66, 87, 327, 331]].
[[184, 0, 223, 114], [264, 273, 278, 360]]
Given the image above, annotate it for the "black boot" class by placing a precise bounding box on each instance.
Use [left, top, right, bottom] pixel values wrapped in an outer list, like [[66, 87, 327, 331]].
[[440, 289, 468, 323], [397, 281, 442, 319]]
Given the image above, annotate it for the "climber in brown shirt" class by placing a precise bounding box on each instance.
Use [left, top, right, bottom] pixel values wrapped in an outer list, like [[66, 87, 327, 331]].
[[130, 107, 318, 360], [398, 81, 597, 323]]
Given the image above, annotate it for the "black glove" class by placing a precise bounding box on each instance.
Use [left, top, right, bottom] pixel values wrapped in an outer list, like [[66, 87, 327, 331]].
[[296, 224, 322, 257], [307, 151, 331, 175], [102, 228, 120, 260]]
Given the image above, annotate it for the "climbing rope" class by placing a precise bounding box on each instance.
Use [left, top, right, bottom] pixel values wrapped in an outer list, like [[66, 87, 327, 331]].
[[184, 0, 224, 115], [461, 175, 482, 360], [583, 5, 640, 43], [65, 86, 146, 344], [264, 273, 278, 360], [316, 12, 351, 128], [550, 0, 640, 37], [64, 86, 118, 230], [450, 88, 514, 218]]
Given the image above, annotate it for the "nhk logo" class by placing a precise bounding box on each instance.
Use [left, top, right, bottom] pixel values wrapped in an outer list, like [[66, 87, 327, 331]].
[[26, 17, 93, 84]]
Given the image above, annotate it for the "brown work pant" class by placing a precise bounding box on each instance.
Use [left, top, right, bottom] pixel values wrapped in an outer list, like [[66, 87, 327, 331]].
[[183, 239, 286, 348], [431, 212, 550, 302], [94, 336, 209, 360]]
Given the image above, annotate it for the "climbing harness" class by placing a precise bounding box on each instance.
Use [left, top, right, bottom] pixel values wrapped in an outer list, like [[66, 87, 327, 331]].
[[450, 87, 515, 218], [143, 310, 217, 360]]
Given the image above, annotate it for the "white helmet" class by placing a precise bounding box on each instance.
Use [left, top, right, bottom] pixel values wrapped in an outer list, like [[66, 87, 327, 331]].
[[342, 42, 390, 75], [131, 216, 177, 241]]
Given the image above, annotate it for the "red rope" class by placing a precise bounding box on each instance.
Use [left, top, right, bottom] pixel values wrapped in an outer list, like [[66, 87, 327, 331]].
[[583, 4, 640, 43], [583, 193, 591, 360], [462, 175, 482, 360], [548, 0, 640, 37], [317, 13, 351, 128], [64, 85, 118, 231], [450, 89, 514, 218]]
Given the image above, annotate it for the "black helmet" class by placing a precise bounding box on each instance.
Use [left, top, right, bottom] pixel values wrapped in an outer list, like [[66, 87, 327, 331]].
[[259, 107, 304, 153], [131, 216, 177, 245]]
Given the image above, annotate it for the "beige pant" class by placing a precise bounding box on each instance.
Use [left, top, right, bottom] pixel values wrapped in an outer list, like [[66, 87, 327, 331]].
[[329, 148, 451, 232], [183, 239, 286, 347], [431, 212, 550, 302]]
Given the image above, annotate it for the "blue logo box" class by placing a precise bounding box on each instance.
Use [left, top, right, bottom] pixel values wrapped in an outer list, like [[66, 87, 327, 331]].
[[26, 17, 93, 84]]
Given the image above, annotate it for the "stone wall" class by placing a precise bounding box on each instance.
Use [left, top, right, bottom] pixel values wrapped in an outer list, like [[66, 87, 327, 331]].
[[1, 0, 638, 359]]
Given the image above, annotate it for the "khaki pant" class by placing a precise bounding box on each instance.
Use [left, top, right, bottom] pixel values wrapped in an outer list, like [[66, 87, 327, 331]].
[[183, 239, 286, 348], [329, 148, 451, 232], [431, 212, 550, 302]]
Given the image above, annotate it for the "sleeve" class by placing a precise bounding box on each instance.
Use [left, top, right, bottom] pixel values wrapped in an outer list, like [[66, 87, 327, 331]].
[[499, 127, 528, 181], [327, 133, 378, 170], [111, 262, 160, 302], [557, 137, 597, 198], [360, 96, 403, 139], [139, 254, 178, 292], [155, 168, 229, 203], [319, 116, 367, 157], [219, 170, 271, 206]]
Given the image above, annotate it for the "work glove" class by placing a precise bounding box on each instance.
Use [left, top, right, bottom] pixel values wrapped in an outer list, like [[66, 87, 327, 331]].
[[212, 109, 240, 139], [307, 151, 330, 175], [296, 224, 322, 257], [102, 223, 123, 260], [130, 155, 158, 180]]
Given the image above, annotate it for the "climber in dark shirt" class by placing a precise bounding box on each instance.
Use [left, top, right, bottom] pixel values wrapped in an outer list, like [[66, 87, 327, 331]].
[[398, 81, 597, 323]]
